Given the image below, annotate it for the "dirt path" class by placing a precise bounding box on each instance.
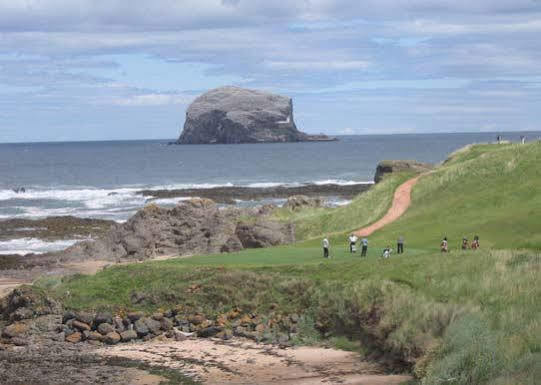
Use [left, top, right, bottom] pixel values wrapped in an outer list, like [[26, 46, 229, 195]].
[[355, 175, 421, 237], [100, 338, 411, 385]]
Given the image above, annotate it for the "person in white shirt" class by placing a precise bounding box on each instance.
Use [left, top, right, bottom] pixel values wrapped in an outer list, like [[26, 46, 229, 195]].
[[382, 246, 392, 259], [322, 238, 330, 258], [348, 234, 358, 253]]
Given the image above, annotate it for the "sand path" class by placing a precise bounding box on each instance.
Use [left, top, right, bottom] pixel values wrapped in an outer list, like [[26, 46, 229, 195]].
[[355, 175, 421, 237], [100, 338, 411, 385]]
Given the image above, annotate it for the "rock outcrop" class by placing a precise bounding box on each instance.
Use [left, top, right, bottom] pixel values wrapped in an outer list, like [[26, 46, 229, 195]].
[[177, 86, 336, 144], [374, 160, 433, 183], [59, 198, 295, 261], [284, 195, 323, 211]]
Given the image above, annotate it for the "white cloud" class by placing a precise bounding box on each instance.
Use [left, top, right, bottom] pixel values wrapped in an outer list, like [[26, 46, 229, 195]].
[[112, 93, 191, 106], [265, 60, 371, 70]]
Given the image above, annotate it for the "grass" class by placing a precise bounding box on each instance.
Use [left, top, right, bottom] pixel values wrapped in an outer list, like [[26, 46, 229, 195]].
[[34, 142, 541, 385], [272, 171, 415, 240], [371, 142, 541, 250]]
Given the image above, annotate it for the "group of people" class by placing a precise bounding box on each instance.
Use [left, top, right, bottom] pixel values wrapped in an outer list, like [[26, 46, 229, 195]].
[[322, 234, 405, 259], [441, 235, 480, 252], [322, 233, 481, 258]]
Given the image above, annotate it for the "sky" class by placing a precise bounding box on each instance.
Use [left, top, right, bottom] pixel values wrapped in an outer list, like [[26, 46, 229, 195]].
[[0, 0, 540, 142]]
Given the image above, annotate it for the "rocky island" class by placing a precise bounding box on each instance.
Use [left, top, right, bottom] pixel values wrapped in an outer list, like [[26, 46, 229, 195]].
[[176, 86, 336, 144]]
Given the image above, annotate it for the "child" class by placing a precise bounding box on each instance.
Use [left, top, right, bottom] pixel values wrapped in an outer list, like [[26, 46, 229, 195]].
[[471, 235, 480, 250], [441, 237, 449, 253]]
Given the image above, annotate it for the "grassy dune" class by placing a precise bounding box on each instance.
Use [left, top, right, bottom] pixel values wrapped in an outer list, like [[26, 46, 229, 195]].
[[39, 142, 541, 385], [372, 142, 541, 250]]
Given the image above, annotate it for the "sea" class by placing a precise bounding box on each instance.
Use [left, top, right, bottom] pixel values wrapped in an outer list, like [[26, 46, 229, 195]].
[[1, 131, 539, 254]]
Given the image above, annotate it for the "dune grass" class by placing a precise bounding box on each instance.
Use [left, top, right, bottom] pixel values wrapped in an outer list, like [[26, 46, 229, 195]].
[[36, 142, 541, 385]]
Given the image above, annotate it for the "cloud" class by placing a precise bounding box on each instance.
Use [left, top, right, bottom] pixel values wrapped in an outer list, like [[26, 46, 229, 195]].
[[1, 0, 541, 141], [264, 60, 371, 70], [112, 93, 192, 106]]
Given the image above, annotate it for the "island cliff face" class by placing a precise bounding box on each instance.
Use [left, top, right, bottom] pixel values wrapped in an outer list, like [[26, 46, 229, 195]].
[[177, 86, 335, 144]]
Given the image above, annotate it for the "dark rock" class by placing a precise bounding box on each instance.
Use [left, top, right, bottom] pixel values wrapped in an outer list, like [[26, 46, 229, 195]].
[[97, 323, 114, 335], [177, 86, 336, 144], [62, 311, 76, 324], [104, 331, 121, 345], [134, 319, 149, 337], [113, 316, 125, 332], [235, 219, 295, 249], [63, 326, 76, 336], [197, 326, 223, 338], [75, 312, 94, 325], [374, 160, 433, 183], [85, 331, 104, 341], [93, 312, 113, 326], [120, 329, 138, 342], [284, 195, 323, 211], [216, 329, 233, 340], [127, 312, 144, 322], [160, 318, 173, 331], [142, 334, 153, 342], [143, 317, 162, 335]]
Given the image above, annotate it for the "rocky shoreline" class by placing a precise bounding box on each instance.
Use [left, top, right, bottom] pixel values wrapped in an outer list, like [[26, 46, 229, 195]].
[[0, 287, 411, 385], [139, 182, 371, 204], [0, 216, 115, 242]]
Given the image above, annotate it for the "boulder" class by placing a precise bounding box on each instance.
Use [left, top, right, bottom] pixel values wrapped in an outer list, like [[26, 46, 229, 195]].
[[235, 220, 295, 249], [127, 311, 144, 322], [85, 331, 104, 341], [58, 199, 246, 261], [120, 329, 138, 342], [134, 319, 150, 337], [97, 323, 114, 335], [104, 331, 121, 345], [2, 323, 28, 338], [72, 320, 91, 332], [142, 317, 162, 335], [197, 326, 223, 338], [374, 160, 433, 183], [284, 195, 323, 211], [177, 86, 336, 144], [65, 332, 82, 343], [75, 312, 94, 325], [94, 312, 113, 326]]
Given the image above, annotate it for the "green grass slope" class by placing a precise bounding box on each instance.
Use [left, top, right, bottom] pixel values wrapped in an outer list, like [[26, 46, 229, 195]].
[[272, 171, 415, 240], [36, 142, 541, 385], [372, 142, 541, 250]]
